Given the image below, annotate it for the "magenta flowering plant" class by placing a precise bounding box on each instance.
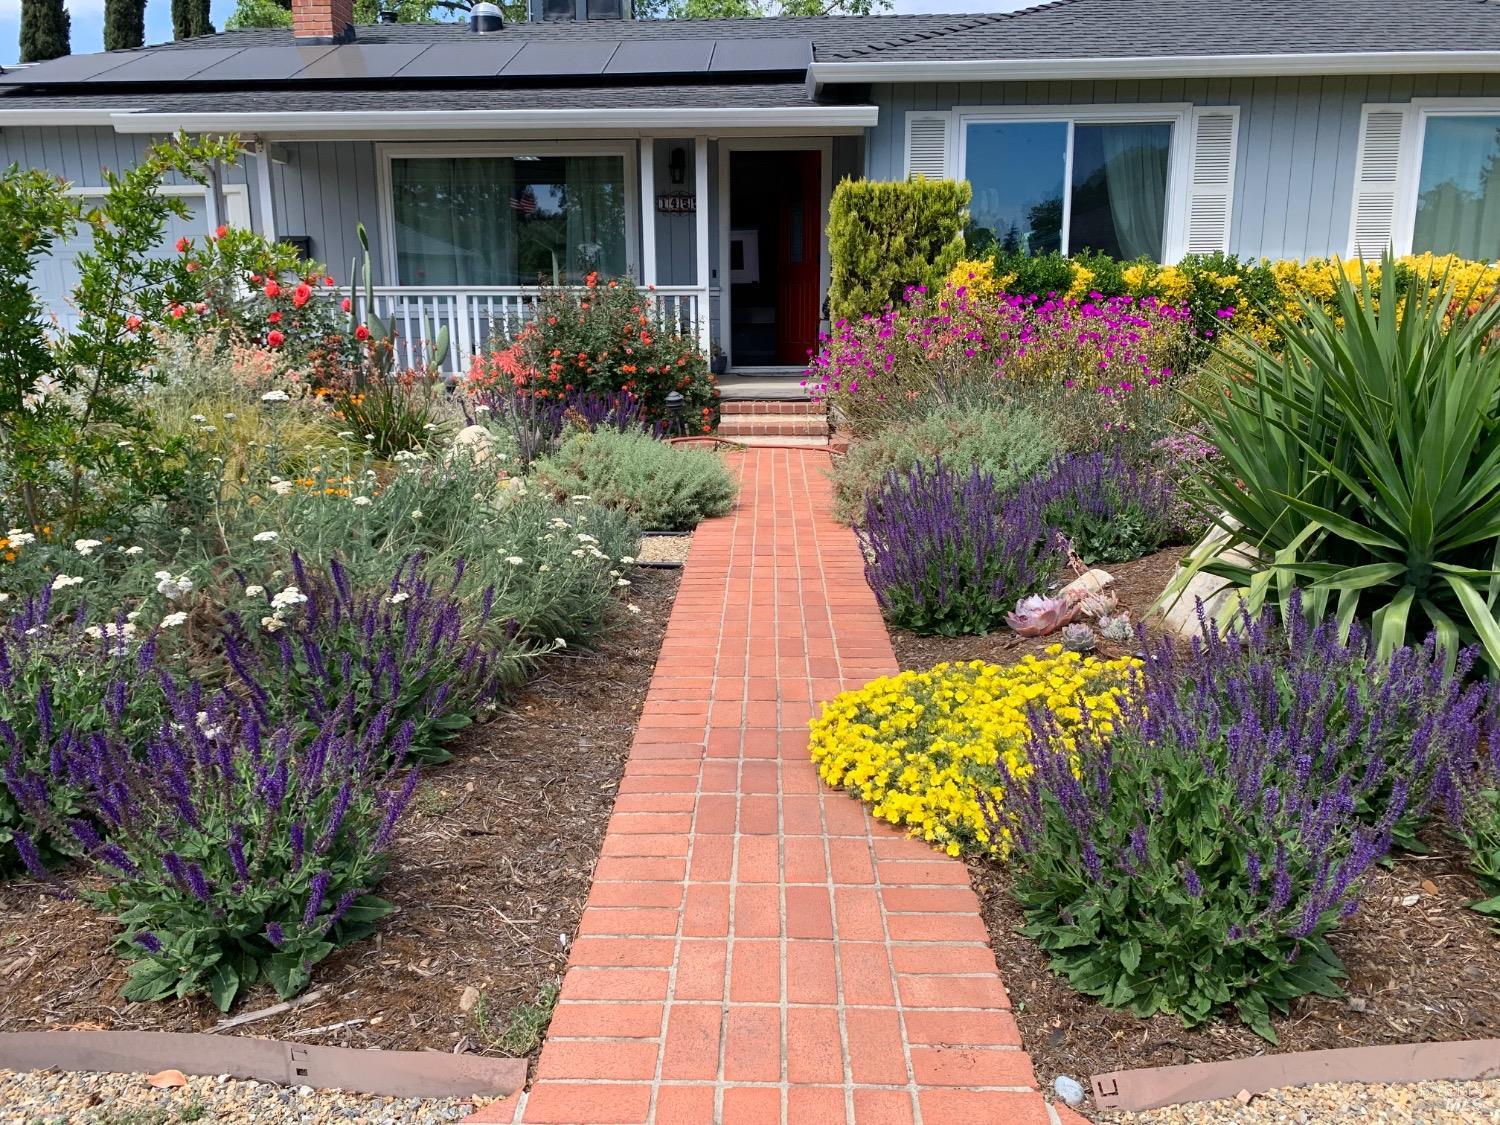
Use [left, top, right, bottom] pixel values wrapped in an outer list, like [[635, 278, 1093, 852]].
[[804, 285, 1197, 442]]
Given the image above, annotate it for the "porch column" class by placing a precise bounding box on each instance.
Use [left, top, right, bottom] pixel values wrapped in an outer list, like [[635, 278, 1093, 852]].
[[637, 136, 657, 286], [252, 138, 277, 241], [694, 134, 710, 354]]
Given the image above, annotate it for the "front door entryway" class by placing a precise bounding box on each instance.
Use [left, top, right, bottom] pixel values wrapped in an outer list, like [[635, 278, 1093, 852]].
[[726, 148, 824, 369]]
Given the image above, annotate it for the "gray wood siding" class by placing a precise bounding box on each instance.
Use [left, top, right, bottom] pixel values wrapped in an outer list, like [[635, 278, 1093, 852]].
[[864, 73, 1500, 260], [272, 141, 387, 283]]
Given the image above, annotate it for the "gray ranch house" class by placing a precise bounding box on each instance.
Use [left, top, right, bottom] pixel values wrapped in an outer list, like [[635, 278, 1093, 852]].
[[1, 0, 1498, 375]]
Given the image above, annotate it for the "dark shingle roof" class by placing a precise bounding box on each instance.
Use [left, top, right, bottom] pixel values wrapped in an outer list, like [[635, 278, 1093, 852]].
[[829, 0, 1500, 60]]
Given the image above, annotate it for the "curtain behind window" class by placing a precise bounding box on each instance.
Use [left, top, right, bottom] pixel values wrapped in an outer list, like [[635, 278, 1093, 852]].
[[1414, 116, 1500, 261], [391, 154, 626, 286]]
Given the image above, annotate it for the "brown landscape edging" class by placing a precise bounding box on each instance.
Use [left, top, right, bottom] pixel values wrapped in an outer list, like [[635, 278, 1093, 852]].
[[0, 1031, 525, 1100], [1091, 1038, 1500, 1112]]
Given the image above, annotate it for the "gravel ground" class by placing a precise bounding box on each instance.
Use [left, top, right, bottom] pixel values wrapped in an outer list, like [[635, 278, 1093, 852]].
[[0, 1068, 479, 1124], [1098, 1079, 1500, 1124], [635, 533, 692, 565]]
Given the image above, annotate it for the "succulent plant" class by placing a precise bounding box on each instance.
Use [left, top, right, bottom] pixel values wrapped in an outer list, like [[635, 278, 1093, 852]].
[[1061, 622, 1097, 652], [1097, 613, 1136, 644], [1006, 594, 1080, 637]]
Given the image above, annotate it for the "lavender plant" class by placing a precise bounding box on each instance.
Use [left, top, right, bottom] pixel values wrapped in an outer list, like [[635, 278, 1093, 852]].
[[860, 460, 1064, 635], [0, 588, 172, 871], [225, 554, 528, 765], [1017, 450, 1181, 566], [988, 601, 1490, 1041], [9, 677, 417, 1010], [1436, 708, 1500, 933]]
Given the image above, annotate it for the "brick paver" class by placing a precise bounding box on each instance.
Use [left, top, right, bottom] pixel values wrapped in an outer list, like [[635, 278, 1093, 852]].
[[475, 448, 1047, 1125]]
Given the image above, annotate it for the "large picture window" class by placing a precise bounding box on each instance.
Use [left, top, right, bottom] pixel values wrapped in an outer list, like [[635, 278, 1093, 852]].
[[1413, 115, 1500, 261], [963, 117, 1173, 261], [388, 151, 627, 287]]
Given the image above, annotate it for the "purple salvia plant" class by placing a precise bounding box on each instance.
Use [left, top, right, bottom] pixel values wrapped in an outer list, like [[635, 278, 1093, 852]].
[[859, 459, 1064, 636], [985, 599, 1488, 1040]]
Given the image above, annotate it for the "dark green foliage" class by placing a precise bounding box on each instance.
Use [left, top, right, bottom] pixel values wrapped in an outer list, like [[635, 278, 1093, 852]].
[[172, 0, 214, 39], [827, 177, 970, 321], [19, 0, 69, 62], [103, 0, 146, 50]]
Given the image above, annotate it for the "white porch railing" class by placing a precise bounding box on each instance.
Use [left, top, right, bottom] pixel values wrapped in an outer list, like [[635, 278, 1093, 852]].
[[361, 285, 708, 376]]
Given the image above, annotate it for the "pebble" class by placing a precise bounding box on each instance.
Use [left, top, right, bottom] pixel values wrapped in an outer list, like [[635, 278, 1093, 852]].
[[634, 534, 692, 565], [0, 1067, 478, 1124], [1098, 1078, 1500, 1124]]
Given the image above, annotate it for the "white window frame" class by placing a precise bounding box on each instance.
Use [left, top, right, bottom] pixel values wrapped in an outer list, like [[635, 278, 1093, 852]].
[[951, 102, 1195, 262], [1391, 97, 1500, 258], [64, 183, 251, 230], [375, 141, 640, 288]]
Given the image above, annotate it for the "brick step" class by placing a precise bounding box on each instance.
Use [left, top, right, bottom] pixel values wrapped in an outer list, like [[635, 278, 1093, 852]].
[[720, 400, 824, 417], [716, 416, 829, 438]]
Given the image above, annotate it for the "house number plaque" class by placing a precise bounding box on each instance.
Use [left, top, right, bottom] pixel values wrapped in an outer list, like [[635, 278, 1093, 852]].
[[656, 191, 696, 214]]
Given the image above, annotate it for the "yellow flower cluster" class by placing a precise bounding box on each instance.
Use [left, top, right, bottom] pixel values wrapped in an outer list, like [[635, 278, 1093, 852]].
[[944, 257, 1002, 303], [808, 648, 1139, 858]]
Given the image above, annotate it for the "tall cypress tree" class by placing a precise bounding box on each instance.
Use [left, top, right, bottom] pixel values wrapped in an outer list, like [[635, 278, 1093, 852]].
[[103, 0, 146, 49], [172, 0, 215, 38], [19, 0, 69, 62]]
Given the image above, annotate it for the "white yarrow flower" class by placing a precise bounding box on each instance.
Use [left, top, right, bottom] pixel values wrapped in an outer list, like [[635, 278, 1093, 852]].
[[270, 480, 294, 496], [51, 574, 84, 590], [261, 389, 290, 402], [73, 538, 103, 556], [6, 530, 35, 547], [261, 614, 285, 633], [506, 556, 524, 566], [352, 495, 372, 507], [124, 545, 144, 556], [270, 586, 308, 612], [253, 531, 280, 543], [244, 585, 266, 598], [160, 611, 188, 628], [389, 591, 411, 605]]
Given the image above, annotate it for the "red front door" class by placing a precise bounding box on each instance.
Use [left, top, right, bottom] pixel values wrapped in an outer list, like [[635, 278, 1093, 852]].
[[774, 150, 822, 366]]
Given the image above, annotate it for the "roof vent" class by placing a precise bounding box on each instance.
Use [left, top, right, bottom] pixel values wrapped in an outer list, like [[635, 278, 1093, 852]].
[[469, 2, 504, 32]]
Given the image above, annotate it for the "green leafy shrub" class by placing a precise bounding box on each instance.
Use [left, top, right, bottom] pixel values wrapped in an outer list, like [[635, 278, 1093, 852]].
[[830, 403, 1059, 524], [990, 605, 1480, 1041], [534, 429, 736, 531], [1176, 255, 1500, 670], [827, 177, 970, 321]]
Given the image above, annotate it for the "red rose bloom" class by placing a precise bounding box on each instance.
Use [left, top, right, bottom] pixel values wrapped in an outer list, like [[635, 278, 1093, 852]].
[[214, 224, 229, 239], [267, 329, 286, 347], [268, 310, 283, 324], [354, 324, 371, 341], [340, 297, 352, 312], [263, 280, 281, 299], [169, 305, 186, 319], [175, 236, 188, 253], [292, 283, 313, 308]]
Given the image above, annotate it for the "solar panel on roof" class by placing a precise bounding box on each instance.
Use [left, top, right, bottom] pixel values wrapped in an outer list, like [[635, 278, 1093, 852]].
[[294, 43, 431, 80], [393, 40, 523, 78], [89, 47, 243, 83], [708, 37, 811, 72], [189, 45, 338, 82], [0, 51, 136, 84], [501, 40, 618, 77], [605, 39, 713, 75]]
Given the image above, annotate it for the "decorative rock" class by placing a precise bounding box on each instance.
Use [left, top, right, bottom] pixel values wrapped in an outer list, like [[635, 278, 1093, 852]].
[[1055, 1075, 1087, 1107], [1061, 568, 1115, 600], [1159, 520, 1257, 640], [449, 424, 499, 467]]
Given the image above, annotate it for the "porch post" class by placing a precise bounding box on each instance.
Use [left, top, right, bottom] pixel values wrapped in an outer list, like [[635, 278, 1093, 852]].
[[252, 139, 276, 240], [638, 136, 657, 286], [694, 134, 710, 354]]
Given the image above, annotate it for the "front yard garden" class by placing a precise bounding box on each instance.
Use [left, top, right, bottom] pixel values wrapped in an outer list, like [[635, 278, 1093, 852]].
[[812, 176, 1500, 1112], [0, 135, 730, 1069]]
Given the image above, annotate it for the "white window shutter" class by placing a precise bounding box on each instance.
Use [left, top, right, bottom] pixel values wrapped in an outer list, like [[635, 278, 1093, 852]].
[[905, 112, 951, 181], [1183, 107, 1239, 256], [1347, 105, 1410, 259]]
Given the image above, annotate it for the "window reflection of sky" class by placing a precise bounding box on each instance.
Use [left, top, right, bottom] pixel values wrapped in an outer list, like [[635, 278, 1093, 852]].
[[965, 121, 1067, 254]]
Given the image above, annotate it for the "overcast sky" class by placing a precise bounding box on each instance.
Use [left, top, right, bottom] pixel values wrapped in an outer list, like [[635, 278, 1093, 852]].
[[1, 0, 1032, 66]]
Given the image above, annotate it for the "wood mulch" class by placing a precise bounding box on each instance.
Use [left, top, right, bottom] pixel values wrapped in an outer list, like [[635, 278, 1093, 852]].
[[0, 567, 681, 1065], [885, 548, 1500, 1101]]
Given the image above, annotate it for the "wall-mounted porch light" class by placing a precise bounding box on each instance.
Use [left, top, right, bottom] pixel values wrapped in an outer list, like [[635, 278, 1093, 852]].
[[669, 147, 687, 185]]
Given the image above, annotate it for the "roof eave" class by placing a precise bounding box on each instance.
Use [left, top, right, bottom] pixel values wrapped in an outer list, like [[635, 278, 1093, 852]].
[[0, 107, 127, 125], [89, 104, 877, 134], [811, 50, 1500, 83]]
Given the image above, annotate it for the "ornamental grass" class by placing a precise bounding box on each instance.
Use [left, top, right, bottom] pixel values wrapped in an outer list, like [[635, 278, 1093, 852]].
[[807, 649, 1139, 857]]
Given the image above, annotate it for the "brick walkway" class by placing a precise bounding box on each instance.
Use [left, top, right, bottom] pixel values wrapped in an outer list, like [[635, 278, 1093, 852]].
[[477, 448, 1049, 1125]]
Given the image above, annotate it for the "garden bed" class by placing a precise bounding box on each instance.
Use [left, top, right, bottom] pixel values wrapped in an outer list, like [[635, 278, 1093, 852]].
[[0, 568, 679, 1063], [887, 545, 1185, 669], [880, 554, 1500, 1102]]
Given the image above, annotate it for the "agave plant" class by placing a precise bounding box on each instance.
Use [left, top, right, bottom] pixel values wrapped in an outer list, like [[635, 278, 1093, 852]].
[[1172, 255, 1500, 669]]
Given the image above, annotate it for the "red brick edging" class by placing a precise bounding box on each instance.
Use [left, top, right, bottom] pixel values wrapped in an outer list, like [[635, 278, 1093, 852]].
[[472, 449, 1049, 1125]]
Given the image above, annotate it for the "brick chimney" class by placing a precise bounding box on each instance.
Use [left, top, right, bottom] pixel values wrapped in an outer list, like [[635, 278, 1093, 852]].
[[292, 0, 354, 43]]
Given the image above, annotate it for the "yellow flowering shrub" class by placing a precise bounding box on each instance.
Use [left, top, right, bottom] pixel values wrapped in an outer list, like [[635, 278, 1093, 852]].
[[945, 257, 1001, 303], [808, 649, 1139, 857]]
